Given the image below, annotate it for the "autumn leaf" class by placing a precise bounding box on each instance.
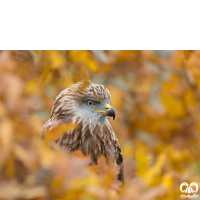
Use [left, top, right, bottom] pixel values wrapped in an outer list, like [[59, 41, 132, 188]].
[[46, 123, 78, 141]]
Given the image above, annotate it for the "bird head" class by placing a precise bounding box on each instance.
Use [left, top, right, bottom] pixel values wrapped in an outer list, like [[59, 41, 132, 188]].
[[50, 80, 115, 124]]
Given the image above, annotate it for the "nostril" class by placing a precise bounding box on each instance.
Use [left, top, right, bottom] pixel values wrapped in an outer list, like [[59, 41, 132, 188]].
[[105, 104, 111, 110]]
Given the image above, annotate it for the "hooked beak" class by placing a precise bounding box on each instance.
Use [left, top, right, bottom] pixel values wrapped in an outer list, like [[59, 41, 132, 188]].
[[105, 104, 115, 120], [93, 104, 115, 120]]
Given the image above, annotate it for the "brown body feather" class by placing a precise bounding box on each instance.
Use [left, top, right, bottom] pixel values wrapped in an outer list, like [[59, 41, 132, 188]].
[[40, 81, 124, 182]]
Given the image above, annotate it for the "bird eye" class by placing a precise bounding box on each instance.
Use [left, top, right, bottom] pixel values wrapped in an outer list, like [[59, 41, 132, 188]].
[[87, 101, 94, 106]]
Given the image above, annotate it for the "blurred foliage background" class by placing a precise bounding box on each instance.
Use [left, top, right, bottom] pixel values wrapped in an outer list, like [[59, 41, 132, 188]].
[[0, 50, 200, 200]]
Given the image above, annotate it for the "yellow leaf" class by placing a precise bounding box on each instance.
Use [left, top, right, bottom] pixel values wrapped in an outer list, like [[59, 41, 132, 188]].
[[86, 59, 98, 71], [162, 173, 174, 189], [144, 153, 167, 186], [46, 123, 78, 141]]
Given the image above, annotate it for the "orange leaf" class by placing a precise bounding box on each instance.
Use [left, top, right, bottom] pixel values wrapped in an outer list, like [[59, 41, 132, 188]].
[[46, 123, 78, 141]]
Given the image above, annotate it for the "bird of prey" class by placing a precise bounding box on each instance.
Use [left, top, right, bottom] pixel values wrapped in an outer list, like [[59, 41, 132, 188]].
[[40, 80, 124, 182]]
